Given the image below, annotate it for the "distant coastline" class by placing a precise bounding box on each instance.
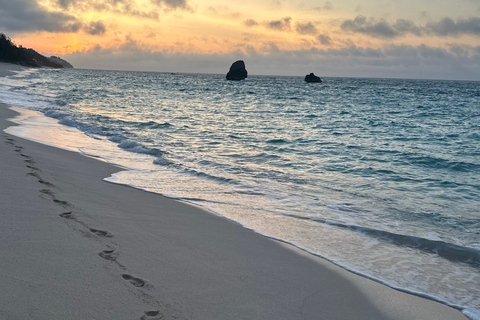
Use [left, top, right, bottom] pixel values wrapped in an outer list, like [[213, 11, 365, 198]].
[[0, 33, 73, 69]]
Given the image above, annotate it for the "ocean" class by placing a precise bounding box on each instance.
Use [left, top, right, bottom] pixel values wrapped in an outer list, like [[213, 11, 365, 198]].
[[1, 68, 479, 318]]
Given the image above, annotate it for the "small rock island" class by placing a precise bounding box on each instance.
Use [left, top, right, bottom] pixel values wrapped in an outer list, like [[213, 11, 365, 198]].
[[305, 73, 322, 83], [226, 60, 248, 80]]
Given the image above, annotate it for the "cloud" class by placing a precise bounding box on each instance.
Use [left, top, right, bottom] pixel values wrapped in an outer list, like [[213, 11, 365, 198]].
[[264, 17, 292, 31], [53, 0, 160, 19], [84, 21, 106, 35], [341, 15, 480, 38], [244, 19, 259, 27], [206, 6, 241, 20], [55, 0, 191, 12], [393, 19, 423, 36], [341, 16, 406, 38], [151, 0, 192, 11], [317, 34, 331, 45], [246, 17, 320, 36], [295, 22, 318, 35], [56, 0, 76, 9], [0, 0, 110, 36], [64, 21, 83, 33], [313, 1, 333, 11], [426, 17, 480, 36], [0, 0, 80, 33]]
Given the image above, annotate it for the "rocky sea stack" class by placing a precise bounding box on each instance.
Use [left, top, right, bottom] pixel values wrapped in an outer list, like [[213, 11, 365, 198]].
[[226, 60, 248, 80], [305, 73, 322, 83]]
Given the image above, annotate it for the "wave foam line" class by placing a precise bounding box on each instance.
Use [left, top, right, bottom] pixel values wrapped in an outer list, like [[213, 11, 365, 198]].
[[282, 213, 480, 268]]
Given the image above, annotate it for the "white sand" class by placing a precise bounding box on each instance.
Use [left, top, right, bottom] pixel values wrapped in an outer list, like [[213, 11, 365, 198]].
[[0, 62, 469, 320], [0, 62, 25, 77]]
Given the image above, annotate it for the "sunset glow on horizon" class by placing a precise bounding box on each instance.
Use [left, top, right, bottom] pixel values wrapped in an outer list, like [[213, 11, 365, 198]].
[[1, 0, 480, 79]]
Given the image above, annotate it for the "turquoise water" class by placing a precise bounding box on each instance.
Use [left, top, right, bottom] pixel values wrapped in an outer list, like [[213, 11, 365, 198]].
[[1, 69, 479, 317]]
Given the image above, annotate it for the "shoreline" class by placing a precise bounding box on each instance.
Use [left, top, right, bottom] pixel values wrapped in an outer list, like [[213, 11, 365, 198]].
[[0, 62, 25, 77], [0, 62, 469, 319]]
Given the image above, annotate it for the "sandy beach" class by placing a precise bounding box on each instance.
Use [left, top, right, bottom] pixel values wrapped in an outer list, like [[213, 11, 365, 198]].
[[0, 63, 469, 320], [0, 62, 24, 77]]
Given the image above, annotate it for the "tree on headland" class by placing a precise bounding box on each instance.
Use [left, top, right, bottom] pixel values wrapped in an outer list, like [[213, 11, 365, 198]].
[[0, 33, 72, 68]]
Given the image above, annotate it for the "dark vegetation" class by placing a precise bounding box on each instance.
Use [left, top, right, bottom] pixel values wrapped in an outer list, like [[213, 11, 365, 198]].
[[0, 33, 72, 68]]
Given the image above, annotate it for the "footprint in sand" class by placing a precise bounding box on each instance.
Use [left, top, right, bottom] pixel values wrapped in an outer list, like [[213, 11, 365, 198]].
[[59, 212, 73, 219], [89, 228, 113, 238], [122, 274, 146, 287], [39, 179, 55, 187], [98, 249, 117, 261], [53, 199, 71, 207], [26, 165, 40, 171], [40, 188, 54, 196], [140, 310, 162, 320], [27, 172, 55, 187], [27, 172, 41, 179], [24, 158, 36, 165]]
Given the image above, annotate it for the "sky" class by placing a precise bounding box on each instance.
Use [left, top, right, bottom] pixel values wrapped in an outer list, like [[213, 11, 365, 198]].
[[1, 0, 480, 80]]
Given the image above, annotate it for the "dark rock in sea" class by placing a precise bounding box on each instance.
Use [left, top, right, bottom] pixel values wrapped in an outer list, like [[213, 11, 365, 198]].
[[305, 73, 322, 83], [226, 60, 248, 80]]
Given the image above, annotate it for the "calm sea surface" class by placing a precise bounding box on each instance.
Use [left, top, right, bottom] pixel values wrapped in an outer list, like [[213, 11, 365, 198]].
[[1, 69, 479, 318]]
